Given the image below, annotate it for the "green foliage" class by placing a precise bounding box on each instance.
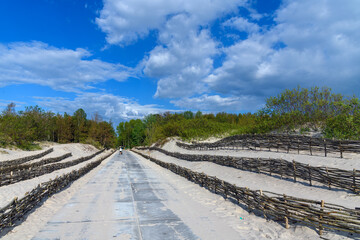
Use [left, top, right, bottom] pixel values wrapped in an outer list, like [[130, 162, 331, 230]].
[[116, 112, 252, 147], [323, 97, 360, 139], [263, 86, 344, 128], [261, 86, 360, 139], [117, 119, 146, 148], [72, 108, 88, 143], [116, 86, 360, 147], [183, 111, 194, 119], [0, 104, 116, 149]]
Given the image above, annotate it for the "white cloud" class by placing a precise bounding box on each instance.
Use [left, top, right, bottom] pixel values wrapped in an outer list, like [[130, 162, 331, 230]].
[[96, 0, 246, 45], [35, 92, 170, 124], [144, 14, 219, 98], [93, 0, 360, 114], [0, 99, 25, 108], [223, 17, 260, 34], [207, 0, 360, 97], [0, 42, 132, 92], [171, 94, 263, 111], [96, 0, 248, 100]]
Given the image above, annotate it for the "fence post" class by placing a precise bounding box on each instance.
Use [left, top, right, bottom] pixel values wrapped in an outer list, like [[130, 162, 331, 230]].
[[222, 180, 227, 199], [326, 167, 331, 189], [292, 160, 297, 182], [310, 139, 312, 156], [245, 187, 251, 212], [214, 177, 217, 193], [269, 159, 272, 176], [308, 164, 312, 186], [285, 216, 289, 229], [259, 189, 268, 219], [319, 200, 325, 235], [297, 139, 300, 154], [324, 139, 327, 157], [236, 187, 240, 204], [284, 194, 289, 229], [353, 169, 357, 193], [340, 141, 343, 158]]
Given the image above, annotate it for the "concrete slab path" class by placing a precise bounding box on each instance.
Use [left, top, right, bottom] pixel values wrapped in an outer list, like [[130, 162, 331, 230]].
[[33, 151, 198, 240]]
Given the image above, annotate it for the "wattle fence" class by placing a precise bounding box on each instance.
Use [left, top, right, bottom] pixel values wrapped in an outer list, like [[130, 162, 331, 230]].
[[0, 149, 105, 187], [0, 150, 115, 233], [133, 149, 360, 236], [176, 134, 360, 158], [1, 152, 72, 174], [138, 147, 360, 194], [0, 148, 53, 168]]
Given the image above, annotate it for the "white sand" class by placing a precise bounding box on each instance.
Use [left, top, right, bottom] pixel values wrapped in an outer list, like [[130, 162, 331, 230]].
[[0, 143, 107, 209], [162, 139, 360, 171], [2, 139, 359, 239], [144, 149, 360, 209], [135, 138, 360, 239], [132, 152, 324, 240], [1, 151, 116, 240], [2, 151, 323, 240], [0, 147, 51, 162]]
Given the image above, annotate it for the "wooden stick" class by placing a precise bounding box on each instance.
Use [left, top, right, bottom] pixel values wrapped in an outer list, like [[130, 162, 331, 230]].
[[293, 160, 297, 182], [340, 141, 343, 158], [353, 169, 357, 193], [326, 167, 331, 189], [284, 194, 290, 229], [308, 164, 312, 186], [319, 200, 325, 235], [285, 216, 289, 229]]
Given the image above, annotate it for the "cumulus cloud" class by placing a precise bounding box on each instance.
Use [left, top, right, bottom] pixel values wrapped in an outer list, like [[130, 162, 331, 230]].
[[95, 0, 360, 114], [0, 42, 132, 92], [144, 14, 219, 98], [208, 0, 360, 97], [171, 94, 263, 111], [35, 92, 170, 124], [96, 0, 246, 45], [96, 0, 248, 100], [223, 17, 260, 34], [0, 99, 25, 108]]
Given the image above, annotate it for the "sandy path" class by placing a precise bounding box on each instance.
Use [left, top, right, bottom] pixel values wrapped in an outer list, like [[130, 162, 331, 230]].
[[6, 152, 197, 240], [131, 151, 326, 240], [3, 150, 346, 240], [0, 150, 112, 208]]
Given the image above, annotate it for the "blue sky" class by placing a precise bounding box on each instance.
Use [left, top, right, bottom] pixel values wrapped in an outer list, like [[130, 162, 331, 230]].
[[1, 0, 359, 126]]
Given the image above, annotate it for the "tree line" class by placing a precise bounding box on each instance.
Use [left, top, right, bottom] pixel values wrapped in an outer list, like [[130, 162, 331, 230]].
[[0, 104, 116, 149], [3, 86, 358, 150], [116, 86, 360, 148]]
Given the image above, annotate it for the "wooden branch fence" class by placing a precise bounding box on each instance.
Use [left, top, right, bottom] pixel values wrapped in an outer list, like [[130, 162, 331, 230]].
[[1, 153, 72, 174], [132, 150, 360, 236], [0, 149, 105, 187], [0, 150, 115, 233], [177, 134, 360, 158], [139, 147, 360, 194], [0, 148, 53, 168]]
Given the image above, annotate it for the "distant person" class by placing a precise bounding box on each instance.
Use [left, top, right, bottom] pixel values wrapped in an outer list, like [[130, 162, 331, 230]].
[[119, 147, 123, 155]]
